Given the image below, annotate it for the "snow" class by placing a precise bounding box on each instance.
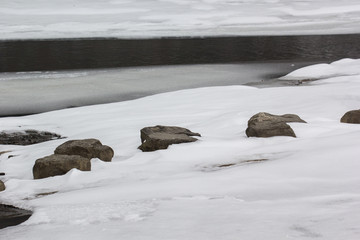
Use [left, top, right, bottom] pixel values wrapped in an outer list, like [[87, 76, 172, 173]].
[[1, 0, 360, 39], [280, 58, 360, 80], [1, 59, 360, 239]]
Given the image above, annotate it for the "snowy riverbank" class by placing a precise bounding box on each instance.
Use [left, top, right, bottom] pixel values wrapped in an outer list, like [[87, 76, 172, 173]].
[[0, 59, 359, 239], [1, 0, 360, 39]]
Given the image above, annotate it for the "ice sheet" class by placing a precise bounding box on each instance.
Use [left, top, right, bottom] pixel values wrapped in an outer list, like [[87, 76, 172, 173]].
[[1, 0, 360, 39]]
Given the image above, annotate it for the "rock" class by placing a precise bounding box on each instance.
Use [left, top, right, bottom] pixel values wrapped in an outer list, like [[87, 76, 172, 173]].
[[0, 130, 63, 145], [0, 204, 32, 229], [340, 110, 360, 124], [33, 154, 91, 179], [54, 139, 114, 162], [0, 180, 5, 191], [246, 112, 306, 138], [138, 125, 201, 152]]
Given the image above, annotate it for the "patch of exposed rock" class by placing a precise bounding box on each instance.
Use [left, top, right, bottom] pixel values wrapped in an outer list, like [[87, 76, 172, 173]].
[[139, 125, 201, 152], [0, 130, 63, 145], [33, 154, 91, 179], [54, 139, 114, 162], [341, 110, 360, 124], [0, 180, 5, 191], [246, 112, 306, 138], [0, 204, 33, 229]]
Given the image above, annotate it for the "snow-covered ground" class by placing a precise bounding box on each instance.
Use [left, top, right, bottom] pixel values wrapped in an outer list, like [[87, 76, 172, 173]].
[[1, 0, 360, 39], [0, 59, 359, 239]]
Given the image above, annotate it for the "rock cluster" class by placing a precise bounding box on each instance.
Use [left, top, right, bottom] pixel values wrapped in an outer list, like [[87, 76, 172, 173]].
[[138, 125, 201, 152], [33, 139, 113, 179], [0, 130, 62, 145], [341, 109, 360, 124], [246, 112, 306, 138]]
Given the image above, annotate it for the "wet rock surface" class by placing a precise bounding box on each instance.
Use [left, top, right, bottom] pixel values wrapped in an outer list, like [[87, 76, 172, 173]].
[[246, 112, 306, 138], [33, 154, 91, 179], [139, 125, 201, 152], [0, 204, 32, 229], [341, 109, 360, 124], [0, 130, 63, 145], [54, 138, 114, 162]]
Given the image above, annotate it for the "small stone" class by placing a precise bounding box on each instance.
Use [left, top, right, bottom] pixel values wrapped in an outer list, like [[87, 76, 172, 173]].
[[0, 180, 5, 192], [139, 125, 201, 152], [246, 112, 306, 138], [54, 139, 114, 162], [33, 154, 91, 179], [340, 110, 360, 124]]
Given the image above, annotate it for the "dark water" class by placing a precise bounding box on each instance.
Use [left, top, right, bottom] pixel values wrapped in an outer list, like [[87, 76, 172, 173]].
[[1, 34, 360, 72]]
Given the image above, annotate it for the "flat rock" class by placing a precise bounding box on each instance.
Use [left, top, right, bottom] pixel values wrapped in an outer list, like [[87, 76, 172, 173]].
[[0, 130, 63, 145], [33, 154, 91, 179], [139, 125, 201, 152], [0, 180, 5, 191], [341, 110, 360, 124], [246, 112, 306, 138], [0, 204, 32, 229], [54, 138, 114, 162]]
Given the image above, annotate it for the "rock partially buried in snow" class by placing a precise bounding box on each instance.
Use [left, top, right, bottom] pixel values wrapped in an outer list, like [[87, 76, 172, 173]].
[[54, 139, 114, 162], [33, 154, 91, 179], [246, 112, 306, 138], [0, 180, 5, 191], [139, 125, 201, 152], [340, 110, 360, 124], [0, 130, 63, 145]]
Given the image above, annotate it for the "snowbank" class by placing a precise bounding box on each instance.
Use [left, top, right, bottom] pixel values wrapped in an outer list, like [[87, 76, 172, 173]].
[[0, 59, 359, 239], [2, 0, 360, 39]]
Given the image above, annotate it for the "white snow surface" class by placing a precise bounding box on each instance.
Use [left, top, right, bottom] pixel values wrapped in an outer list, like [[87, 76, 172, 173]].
[[0, 59, 360, 239], [1, 0, 360, 39]]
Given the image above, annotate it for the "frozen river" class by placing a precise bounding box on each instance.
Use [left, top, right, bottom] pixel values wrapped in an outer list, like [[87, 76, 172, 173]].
[[1, 34, 360, 116]]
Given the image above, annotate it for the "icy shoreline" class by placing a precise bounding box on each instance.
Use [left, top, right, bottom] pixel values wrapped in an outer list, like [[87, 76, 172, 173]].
[[0, 59, 359, 239]]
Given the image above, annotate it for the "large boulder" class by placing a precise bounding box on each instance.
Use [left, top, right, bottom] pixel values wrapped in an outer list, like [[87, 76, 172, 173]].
[[0, 180, 5, 192], [0, 130, 62, 145], [33, 154, 91, 179], [139, 125, 201, 152], [341, 110, 360, 124], [54, 139, 114, 162], [246, 112, 306, 138]]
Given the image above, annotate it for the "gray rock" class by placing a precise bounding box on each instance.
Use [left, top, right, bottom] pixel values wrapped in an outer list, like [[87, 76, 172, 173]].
[[33, 154, 91, 179], [54, 139, 114, 162], [139, 125, 201, 152], [246, 112, 306, 138], [0, 180, 5, 192], [0, 130, 63, 145], [341, 110, 360, 124], [0, 204, 32, 229]]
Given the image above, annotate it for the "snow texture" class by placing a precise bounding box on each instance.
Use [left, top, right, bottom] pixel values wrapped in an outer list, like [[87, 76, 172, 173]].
[[1, 0, 360, 39], [0, 59, 360, 239]]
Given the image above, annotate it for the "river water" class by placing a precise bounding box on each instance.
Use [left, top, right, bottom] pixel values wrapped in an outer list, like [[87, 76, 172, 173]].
[[1, 34, 360, 116]]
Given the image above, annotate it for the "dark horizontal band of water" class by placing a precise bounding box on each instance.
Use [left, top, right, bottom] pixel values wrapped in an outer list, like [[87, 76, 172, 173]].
[[1, 34, 360, 72]]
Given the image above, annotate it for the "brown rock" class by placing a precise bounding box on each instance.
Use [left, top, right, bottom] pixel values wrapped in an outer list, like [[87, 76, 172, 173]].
[[33, 154, 91, 179], [54, 139, 114, 162], [139, 125, 201, 152], [246, 112, 306, 138], [0, 180, 5, 192], [340, 110, 360, 124]]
